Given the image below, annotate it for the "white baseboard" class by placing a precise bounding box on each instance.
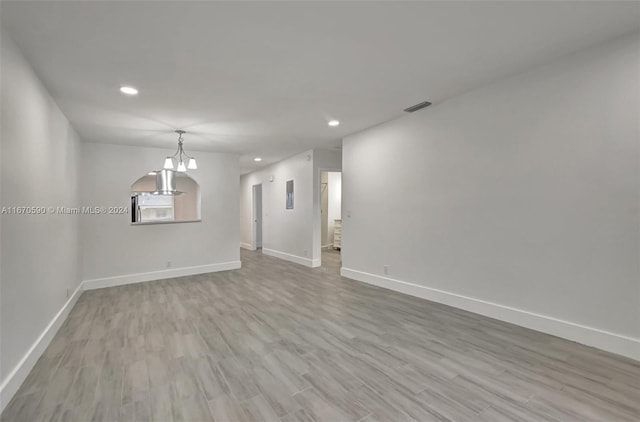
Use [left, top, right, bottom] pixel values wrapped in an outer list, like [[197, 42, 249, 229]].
[[340, 267, 640, 361], [240, 242, 255, 251], [83, 261, 242, 290], [262, 248, 320, 268], [0, 282, 84, 413], [1, 260, 244, 413]]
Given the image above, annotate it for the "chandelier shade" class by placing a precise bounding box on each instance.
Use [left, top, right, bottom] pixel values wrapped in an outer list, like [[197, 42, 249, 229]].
[[164, 130, 197, 172]]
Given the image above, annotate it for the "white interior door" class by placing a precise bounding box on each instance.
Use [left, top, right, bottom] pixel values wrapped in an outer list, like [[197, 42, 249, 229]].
[[253, 184, 263, 249]]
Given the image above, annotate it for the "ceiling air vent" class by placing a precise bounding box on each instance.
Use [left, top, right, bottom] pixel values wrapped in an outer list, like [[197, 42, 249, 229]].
[[404, 101, 432, 113]]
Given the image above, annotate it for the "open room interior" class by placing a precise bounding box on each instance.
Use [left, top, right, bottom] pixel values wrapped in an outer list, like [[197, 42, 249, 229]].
[[320, 171, 342, 270], [1, 1, 639, 421]]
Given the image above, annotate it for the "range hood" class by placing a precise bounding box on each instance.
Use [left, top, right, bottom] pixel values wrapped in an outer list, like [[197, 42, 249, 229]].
[[152, 169, 182, 195]]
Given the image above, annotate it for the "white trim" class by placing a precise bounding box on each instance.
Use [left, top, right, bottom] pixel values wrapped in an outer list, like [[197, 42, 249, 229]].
[[262, 248, 320, 268], [0, 260, 244, 412], [322, 244, 333, 249], [0, 283, 84, 413], [240, 242, 255, 251], [340, 267, 640, 361], [83, 261, 242, 290]]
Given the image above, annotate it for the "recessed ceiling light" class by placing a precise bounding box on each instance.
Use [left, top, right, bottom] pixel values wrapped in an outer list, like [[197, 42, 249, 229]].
[[328, 120, 340, 127], [120, 86, 138, 95], [254, 157, 262, 162]]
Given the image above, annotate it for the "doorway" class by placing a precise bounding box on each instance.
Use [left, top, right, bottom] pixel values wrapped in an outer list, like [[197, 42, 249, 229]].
[[320, 171, 342, 268], [252, 184, 263, 250]]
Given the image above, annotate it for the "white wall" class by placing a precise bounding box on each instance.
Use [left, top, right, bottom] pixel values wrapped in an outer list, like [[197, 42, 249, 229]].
[[240, 150, 316, 266], [342, 33, 640, 359], [80, 143, 240, 286], [1, 33, 82, 407], [321, 172, 329, 246], [255, 185, 262, 247], [327, 172, 342, 245]]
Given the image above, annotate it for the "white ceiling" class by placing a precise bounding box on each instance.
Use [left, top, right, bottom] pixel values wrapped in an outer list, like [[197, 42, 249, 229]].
[[3, 1, 639, 173]]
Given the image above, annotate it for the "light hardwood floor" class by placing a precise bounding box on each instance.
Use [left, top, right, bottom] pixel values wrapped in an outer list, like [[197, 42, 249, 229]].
[[2, 249, 639, 421]]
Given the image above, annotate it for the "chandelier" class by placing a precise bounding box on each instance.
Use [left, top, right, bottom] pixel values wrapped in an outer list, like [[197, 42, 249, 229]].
[[164, 130, 197, 172]]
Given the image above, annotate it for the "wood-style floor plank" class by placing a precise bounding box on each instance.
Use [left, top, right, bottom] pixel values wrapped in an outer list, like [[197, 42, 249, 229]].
[[2, 248, 639, 421]]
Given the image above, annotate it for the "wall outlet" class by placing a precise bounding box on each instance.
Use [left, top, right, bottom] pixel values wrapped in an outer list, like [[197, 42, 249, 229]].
[[384, 265, 389, 275], [66, 288, 70, 299], [303, 250, 308, 257], [167, 260, 172, 268]]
